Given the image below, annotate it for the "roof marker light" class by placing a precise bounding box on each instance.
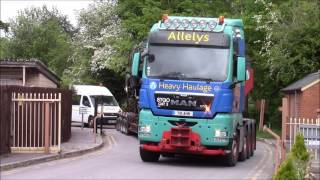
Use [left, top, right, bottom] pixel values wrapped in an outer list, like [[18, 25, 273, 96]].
[[164, 19, 171, 29], [219, 16, 224, 25], [162, 14, 169, 22], [190, 19, 198, 29], [172, 19, 181, 29], [199, 20, 207, 30]]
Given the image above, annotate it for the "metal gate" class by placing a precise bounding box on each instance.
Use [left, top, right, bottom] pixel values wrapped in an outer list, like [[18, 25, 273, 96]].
[[287, 117, 320, 159], [11, 92, 61, 153]]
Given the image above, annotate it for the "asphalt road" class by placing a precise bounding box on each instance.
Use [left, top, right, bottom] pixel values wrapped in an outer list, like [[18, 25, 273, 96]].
[[1, 129, 275, 180]]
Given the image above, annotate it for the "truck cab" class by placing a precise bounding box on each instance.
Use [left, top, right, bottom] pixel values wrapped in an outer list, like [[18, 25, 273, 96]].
[[129, 15, 255, 166]]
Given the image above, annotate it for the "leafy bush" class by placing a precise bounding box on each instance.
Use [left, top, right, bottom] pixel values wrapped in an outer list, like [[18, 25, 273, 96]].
[[274, 155, 298, 180], [274, 133, 310, 180]]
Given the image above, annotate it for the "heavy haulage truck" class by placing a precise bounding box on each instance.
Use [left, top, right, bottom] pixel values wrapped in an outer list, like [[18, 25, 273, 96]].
[[116, 15, 256, 166]]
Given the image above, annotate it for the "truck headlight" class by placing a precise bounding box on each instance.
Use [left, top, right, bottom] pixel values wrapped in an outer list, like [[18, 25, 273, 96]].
[[139, 124, 151, 133], [215, 129, 227, 137]]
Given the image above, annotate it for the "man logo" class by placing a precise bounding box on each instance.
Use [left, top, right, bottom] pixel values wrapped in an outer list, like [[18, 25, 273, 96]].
[[150, 82, 157, 90]]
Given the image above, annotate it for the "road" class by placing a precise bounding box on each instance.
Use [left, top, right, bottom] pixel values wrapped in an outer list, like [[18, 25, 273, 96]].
[[1, 129, 275, 180]]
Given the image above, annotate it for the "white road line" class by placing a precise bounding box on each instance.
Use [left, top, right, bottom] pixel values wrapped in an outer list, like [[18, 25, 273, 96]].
[[245, 143, 270, 179], [251, 143, 273, 180], [110, 135, 117, 146]]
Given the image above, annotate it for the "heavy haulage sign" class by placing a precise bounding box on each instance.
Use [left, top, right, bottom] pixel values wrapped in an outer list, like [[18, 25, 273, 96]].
[[149, 30, 229, 47], [158, 82, 212, 93]]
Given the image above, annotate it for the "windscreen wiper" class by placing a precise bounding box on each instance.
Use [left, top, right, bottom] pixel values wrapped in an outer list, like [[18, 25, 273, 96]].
[[183, 77, 213, 82], [156, 72, 186, 80]]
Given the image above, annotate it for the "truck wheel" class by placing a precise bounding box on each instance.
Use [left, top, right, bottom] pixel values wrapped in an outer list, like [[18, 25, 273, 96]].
[[116, 118, 120, 131], [250, 128, 255, 156], [140, 148, 160, 162], [123, 122, 129, 135], [239, 136, 248, 161], [162, 153, 175, 158], [120, 120, 124, 133], [225, 136, 239, 166]]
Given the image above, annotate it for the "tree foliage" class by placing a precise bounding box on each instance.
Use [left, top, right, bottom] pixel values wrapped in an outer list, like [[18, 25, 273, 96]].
[[1, 6, 74, 77]]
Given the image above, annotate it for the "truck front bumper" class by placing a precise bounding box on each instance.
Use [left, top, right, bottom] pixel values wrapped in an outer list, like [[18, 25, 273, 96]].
[[141, 127, 226, 156], [138, 109, 241, 147]]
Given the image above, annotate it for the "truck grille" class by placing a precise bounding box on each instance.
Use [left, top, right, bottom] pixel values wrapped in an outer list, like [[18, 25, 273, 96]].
[[155, 92, 213, 111]]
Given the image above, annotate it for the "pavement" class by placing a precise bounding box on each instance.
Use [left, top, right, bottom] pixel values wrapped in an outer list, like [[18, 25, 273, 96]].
[[0, 127, 104, 171]]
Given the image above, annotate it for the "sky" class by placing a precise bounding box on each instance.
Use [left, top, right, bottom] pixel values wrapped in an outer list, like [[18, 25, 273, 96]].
[[0, 0, 94, 26]]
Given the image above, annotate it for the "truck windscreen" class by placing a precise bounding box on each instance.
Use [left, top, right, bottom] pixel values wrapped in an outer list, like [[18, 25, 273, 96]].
[[146, 45, 229, 81]]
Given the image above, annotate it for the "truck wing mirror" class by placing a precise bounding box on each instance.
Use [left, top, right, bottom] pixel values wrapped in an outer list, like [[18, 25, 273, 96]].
[[147, 54, 155, 63], [132, 52, 140, 77], [237, 57, 246, 82]]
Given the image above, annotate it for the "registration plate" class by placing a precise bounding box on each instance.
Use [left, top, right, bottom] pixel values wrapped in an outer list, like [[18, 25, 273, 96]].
[[173, 111, 193, 117], [108, 120, 117, 124]]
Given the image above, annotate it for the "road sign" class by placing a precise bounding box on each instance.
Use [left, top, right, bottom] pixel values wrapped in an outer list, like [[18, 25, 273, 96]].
[[79, 107, 88, 129], [79, 106, 88, 114]]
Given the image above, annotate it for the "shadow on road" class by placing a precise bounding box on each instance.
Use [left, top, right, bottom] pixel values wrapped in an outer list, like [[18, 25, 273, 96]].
[[156, 155, 230, 168]]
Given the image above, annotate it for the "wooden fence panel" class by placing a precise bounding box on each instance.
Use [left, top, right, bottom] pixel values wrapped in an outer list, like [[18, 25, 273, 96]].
[[0, 85, 72, 155], [0, 86, 12, 155]]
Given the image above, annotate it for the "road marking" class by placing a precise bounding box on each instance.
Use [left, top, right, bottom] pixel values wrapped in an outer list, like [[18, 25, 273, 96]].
[[250, 142, 273, 180], [109, 135, 117, 146], [244, 142, 272, 179]]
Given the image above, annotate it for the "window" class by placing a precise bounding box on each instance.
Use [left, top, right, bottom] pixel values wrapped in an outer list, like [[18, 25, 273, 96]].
[[82, 96, 91, 107]]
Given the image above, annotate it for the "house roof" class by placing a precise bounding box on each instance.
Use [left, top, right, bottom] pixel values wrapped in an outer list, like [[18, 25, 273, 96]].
[[0, 59, 60, 85], [282, 70, 320, 92]]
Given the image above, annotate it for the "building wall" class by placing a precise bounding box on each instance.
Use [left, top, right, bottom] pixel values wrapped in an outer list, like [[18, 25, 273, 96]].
[[0, 67, 57, 88], [26, 71, 57, 88], [300, 82, 320, 119], [287, 93, 301, 118], [0, 67, 22, 86], [37, 73, 57, 88]]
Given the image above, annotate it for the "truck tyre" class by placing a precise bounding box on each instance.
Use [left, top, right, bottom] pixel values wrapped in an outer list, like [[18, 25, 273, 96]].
[[162, 153, 175, 158], [239, 136, 248, 161], [252, 123, 256, 152], [116, 117, 120, 131], [123, 121, 129, 135], [250, 126, 255, 156], [225, 136, 239, 166], [140, 148, 160, 162]]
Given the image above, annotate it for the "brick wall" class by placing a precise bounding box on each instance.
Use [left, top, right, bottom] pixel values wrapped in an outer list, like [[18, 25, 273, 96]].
[[287, 93, 301, 118], [300, 82, 320, 119]]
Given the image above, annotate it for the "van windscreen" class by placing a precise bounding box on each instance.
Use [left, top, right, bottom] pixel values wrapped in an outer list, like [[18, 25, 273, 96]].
[[90, 96, 119, 106]]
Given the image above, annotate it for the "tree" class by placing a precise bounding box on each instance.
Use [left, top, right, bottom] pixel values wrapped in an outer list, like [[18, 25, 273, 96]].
[[248, 0, 320, 127], [0, 20, 9, 32], [3, 6, 74, 77], [63, 0, 126, 99]]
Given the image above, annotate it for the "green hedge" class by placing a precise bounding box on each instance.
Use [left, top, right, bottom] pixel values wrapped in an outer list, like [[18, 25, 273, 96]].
[[274, 133, 310, 180]]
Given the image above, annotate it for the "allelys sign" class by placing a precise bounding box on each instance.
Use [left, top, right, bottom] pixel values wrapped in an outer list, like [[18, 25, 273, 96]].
[[167, 32, 209, 44]]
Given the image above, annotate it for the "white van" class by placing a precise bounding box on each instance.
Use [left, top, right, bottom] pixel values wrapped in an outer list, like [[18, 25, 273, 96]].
[[72, 85, 121, 127]]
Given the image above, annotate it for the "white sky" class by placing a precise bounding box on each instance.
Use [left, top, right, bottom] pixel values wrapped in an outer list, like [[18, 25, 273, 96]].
[[1, 0, 94, 26]]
